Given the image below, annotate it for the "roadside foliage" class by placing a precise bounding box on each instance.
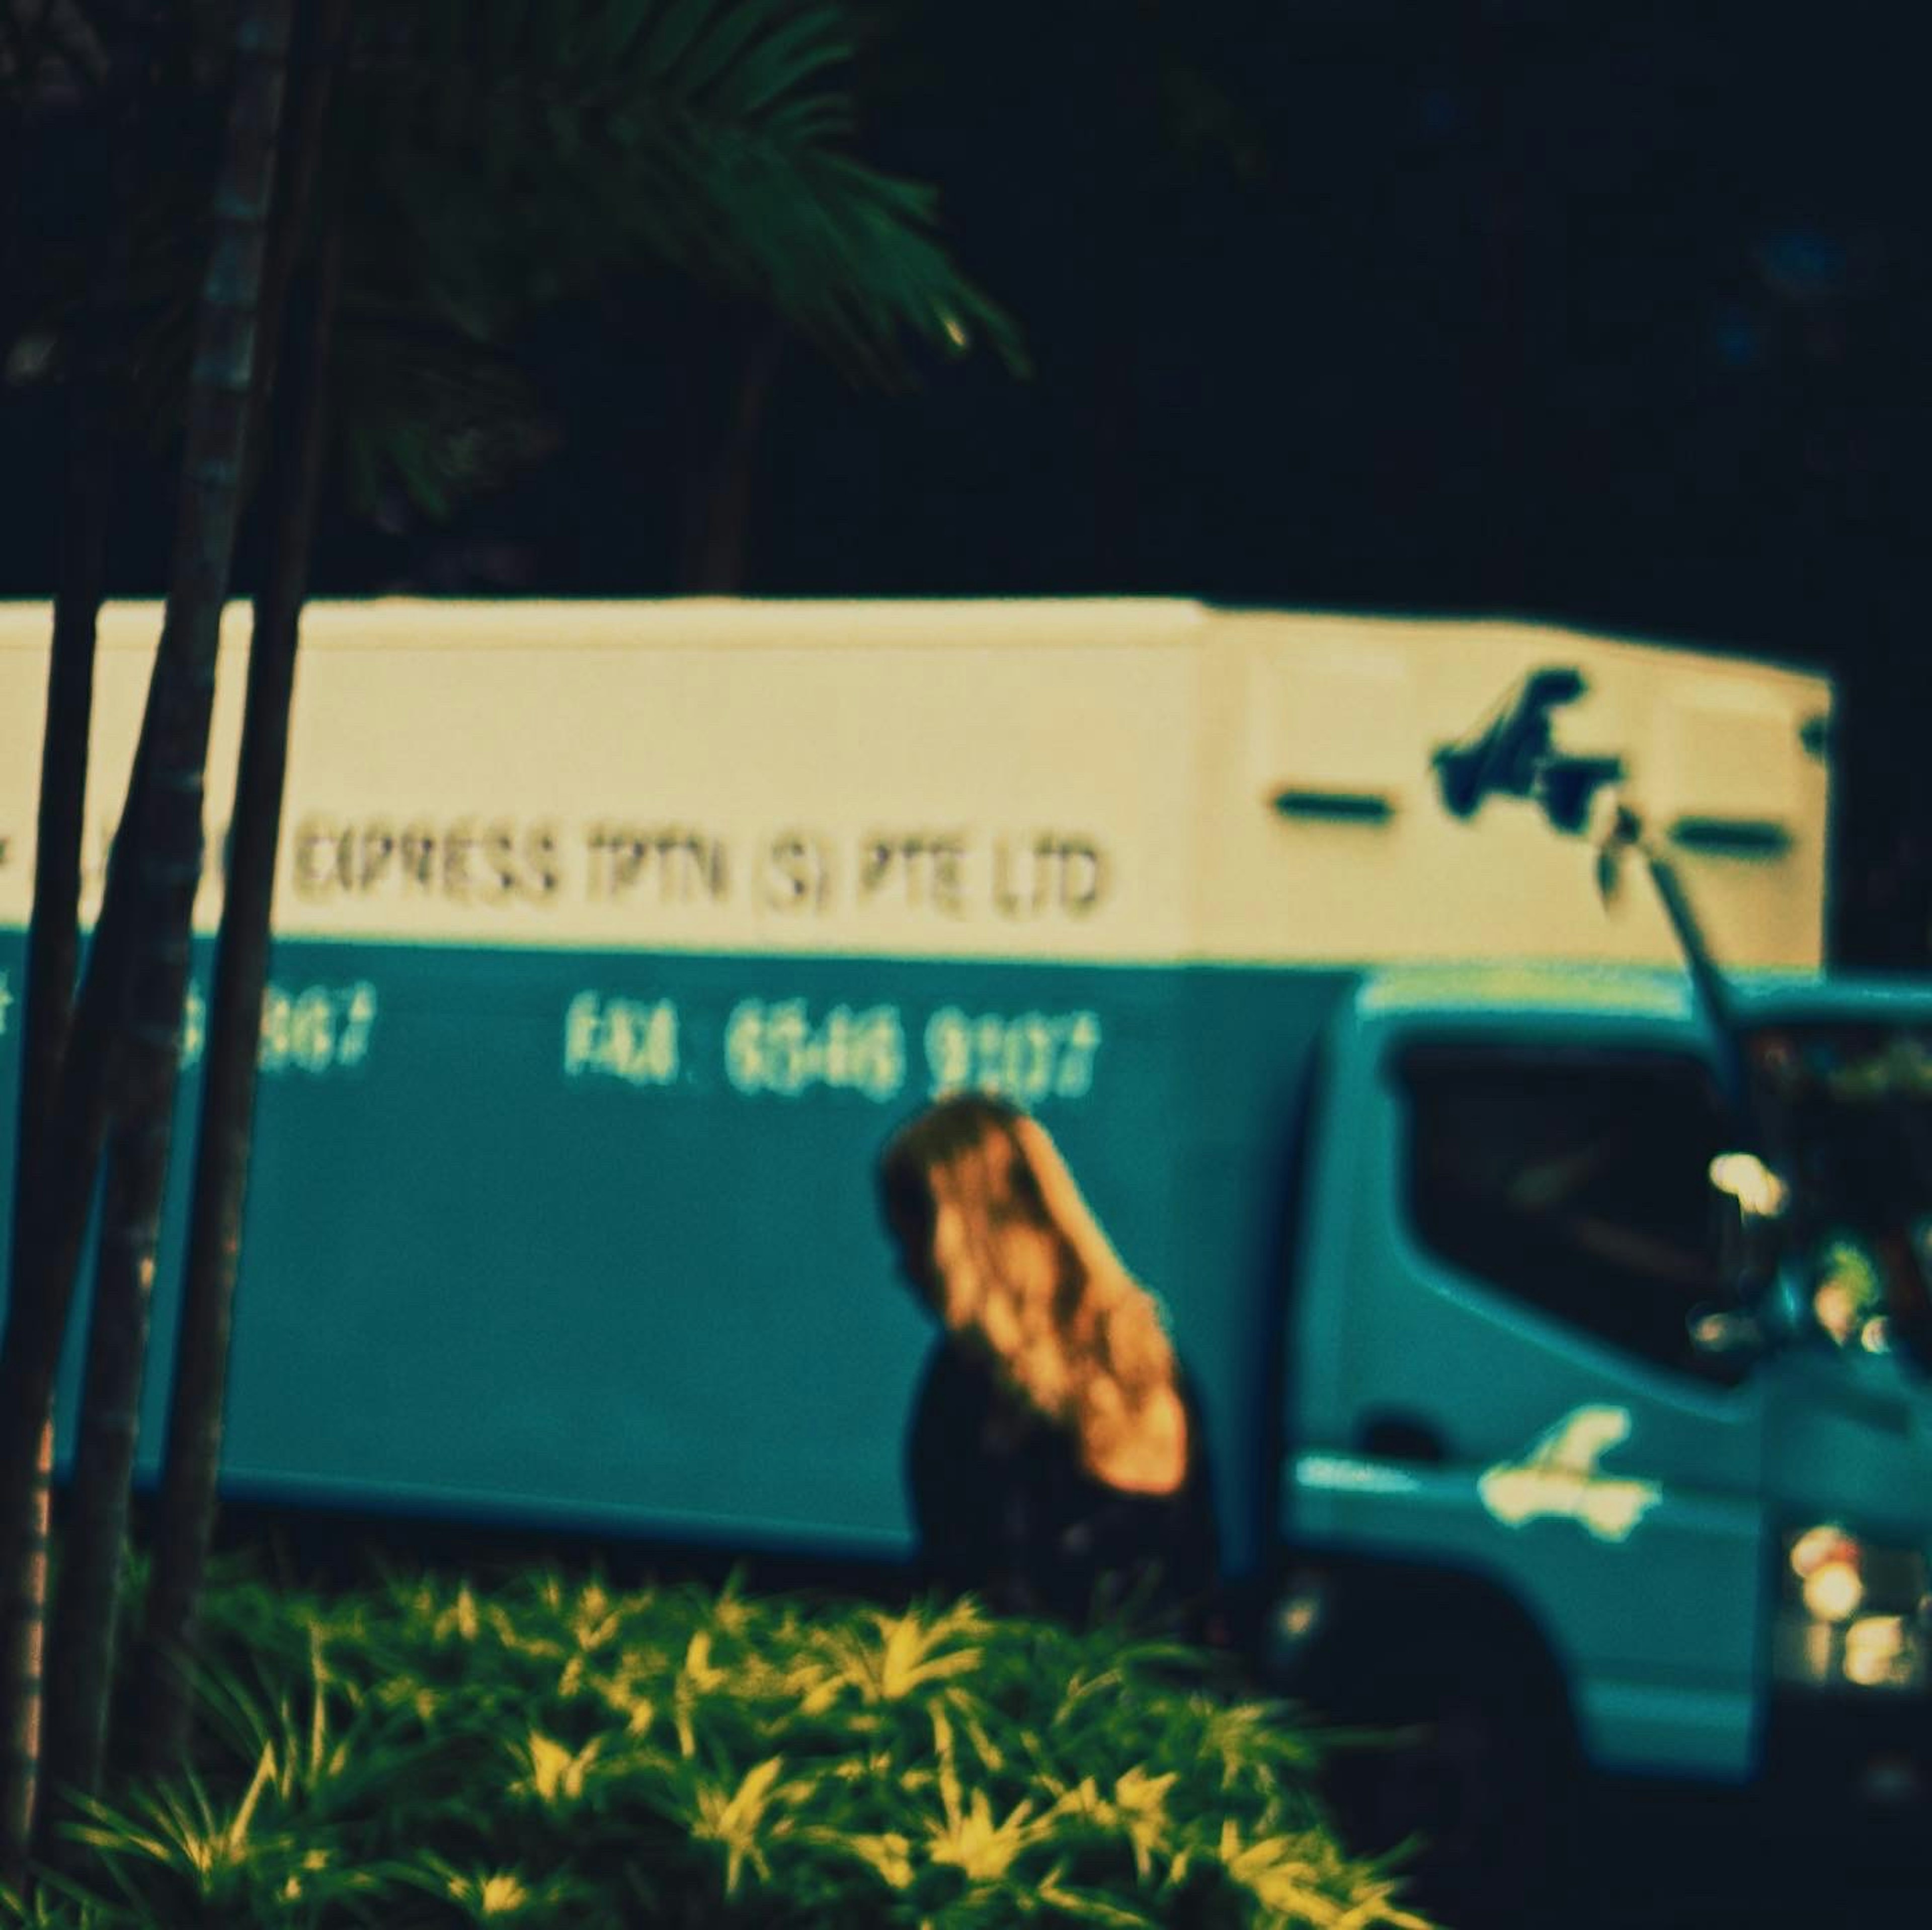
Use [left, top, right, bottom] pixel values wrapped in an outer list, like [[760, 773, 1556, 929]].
[[4, 1564, 1433, 1928]]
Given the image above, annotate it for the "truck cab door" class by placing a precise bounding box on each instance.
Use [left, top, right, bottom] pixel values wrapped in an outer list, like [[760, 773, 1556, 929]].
[[1290, 1013, 1769, 1781]]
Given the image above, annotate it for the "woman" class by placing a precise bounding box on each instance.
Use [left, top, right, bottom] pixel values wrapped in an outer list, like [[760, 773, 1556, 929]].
[[877, 1094, 1220, 1635]]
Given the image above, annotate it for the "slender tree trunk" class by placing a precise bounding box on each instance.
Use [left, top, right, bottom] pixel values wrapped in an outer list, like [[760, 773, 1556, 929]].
[[0, 1410, 53, 1889], [0, 1419, 53, 1883], [42, 0, 340, 1816], [0, 0, 291, 1862], [0, 34, 127, 1872], [35, 1125, 164, 1827], [138, 1, 345, 1778], [0, 743, 151, 1690], [4, 333, 113, 1781]]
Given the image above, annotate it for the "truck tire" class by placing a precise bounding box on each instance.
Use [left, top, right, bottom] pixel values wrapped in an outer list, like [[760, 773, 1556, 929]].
[[1322, 1639, 1576, 1930]]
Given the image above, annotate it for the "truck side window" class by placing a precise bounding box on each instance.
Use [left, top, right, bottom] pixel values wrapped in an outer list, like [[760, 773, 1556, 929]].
[[1400, 1049, 1730, 1376]]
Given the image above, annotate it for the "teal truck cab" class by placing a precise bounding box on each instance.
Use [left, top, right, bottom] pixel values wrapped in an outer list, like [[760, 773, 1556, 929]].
[[1, 598, 1927, 1891], [1271, 961, 1932, 1888]]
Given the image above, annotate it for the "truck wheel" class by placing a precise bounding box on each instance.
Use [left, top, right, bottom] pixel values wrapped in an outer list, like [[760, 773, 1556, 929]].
[[1324, 1647, 1575, 1930]]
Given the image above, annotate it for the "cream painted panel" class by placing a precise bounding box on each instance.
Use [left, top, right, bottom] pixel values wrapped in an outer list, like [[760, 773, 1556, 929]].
[[0, 601, 1205, 961], [1649, 678, 1806, 824], [1245, 634, 1417, 806], [0, 602, 256, 937], [0, 600, 1829, 969], [1197, 613, 1829, 968]]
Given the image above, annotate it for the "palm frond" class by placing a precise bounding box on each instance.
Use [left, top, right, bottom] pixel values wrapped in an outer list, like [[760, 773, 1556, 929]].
[[9, 0, 1024, 537], [343, 0, 1026, 385]]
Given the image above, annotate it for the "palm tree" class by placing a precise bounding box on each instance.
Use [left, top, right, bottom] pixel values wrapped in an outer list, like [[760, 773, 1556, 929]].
[[42, 0, 349, 1818], [2, 0, 1025, 1858], [0, 0, 295, 1870], [131, 0, 351, 1779], [0, 0, 156, 1874], [136, 0, 1027, 1776]]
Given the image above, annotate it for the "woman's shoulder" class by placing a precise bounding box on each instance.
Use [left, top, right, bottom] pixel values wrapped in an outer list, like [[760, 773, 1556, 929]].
[[914, 1336, 998, 1407], [911, 1339, 1043, 1454]]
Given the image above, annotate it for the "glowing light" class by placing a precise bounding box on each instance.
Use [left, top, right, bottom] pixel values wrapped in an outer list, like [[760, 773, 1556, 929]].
[[1273, 1591, 1322, 1644], [1789, 1523, 1854, 1578], [1813, 1280, 1862, 1346], [1844, 1617, 1908, 1688], [1802, 1558, 1865, 1624], [1708, 1152, 1789, 1219]]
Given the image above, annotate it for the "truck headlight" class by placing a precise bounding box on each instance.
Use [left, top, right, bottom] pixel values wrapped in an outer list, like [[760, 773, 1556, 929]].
[[1844, 1616, 1910, 1689], [1803, 1560, 1865, 1623], [1791, 1525, 1865, 1622], [1776, 1525, 1930, 1693]]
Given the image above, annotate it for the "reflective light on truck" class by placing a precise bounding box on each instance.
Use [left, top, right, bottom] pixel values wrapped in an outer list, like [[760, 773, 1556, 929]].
[[1293, 1454, 1423, 1496], [1477, 1406, 1662, 1543]]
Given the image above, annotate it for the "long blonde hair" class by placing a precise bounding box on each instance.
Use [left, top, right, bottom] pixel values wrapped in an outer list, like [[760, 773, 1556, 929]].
[[878, 1095, 1186, 1493]]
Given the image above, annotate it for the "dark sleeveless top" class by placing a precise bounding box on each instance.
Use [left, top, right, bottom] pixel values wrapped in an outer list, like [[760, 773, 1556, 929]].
[[906, 1340, 1222, 1637]]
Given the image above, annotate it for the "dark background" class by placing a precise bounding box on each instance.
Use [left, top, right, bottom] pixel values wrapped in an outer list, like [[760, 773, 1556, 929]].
[[4, 1, 1925, 965]]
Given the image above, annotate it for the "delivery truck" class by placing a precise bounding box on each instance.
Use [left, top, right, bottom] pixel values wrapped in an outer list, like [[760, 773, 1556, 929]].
[[2, 599, 1928, 1901]]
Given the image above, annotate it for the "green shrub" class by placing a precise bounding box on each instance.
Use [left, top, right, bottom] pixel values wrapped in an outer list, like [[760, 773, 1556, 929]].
[[9, 1565, 1433, 1928]]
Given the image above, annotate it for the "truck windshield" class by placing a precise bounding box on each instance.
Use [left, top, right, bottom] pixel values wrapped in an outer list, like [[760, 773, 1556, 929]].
[[1745, 1025, 1932, 1366]]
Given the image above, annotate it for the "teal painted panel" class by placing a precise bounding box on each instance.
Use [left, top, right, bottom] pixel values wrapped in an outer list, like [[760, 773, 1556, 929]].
[[0, 931, 1352, 1579]]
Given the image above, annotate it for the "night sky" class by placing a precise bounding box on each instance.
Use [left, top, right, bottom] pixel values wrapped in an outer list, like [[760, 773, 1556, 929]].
[[4, 2, 1926, 959]]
